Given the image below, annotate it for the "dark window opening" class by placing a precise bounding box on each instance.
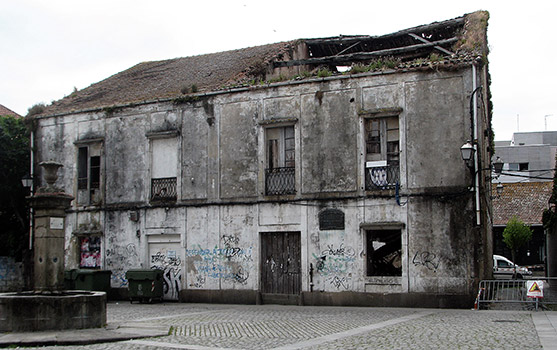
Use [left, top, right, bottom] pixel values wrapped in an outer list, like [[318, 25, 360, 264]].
[[90, 156, 101, 189], [508, 162, 529, 171], [77, 147, 88, 190], [76, 144, 103, 205], [366, 229, 402, 276]]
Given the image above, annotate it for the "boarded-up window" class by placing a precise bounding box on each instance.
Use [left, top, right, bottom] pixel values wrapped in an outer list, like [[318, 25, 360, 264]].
[[151, 137, 177, 201]]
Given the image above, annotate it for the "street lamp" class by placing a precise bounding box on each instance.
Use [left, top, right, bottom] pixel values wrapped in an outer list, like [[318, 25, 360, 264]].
[[493, 156, 504, 174], [496, 182, 503, 196], [21, 174, 33, 188], [460, 141, 475, 168]]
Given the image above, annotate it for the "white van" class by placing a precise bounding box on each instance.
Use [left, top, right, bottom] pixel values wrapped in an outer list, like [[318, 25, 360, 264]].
[[493, 254, 532, 279]]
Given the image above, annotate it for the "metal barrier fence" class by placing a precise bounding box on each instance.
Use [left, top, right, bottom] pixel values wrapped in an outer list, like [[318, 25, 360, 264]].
[[475, 278, 557, 311]]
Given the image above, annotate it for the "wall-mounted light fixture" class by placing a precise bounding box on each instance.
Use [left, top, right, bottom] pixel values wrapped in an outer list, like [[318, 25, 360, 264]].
[[492, 182, 504, 199], [460, 141, 475, 168], [21, 174, 33, 188]]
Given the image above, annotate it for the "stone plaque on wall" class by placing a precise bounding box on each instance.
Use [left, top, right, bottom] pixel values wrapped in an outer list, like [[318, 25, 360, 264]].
[[319, 209, 345, 230]]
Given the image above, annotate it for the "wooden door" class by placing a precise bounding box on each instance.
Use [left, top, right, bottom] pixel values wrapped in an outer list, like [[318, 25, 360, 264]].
[[260, 232, 301, 295]]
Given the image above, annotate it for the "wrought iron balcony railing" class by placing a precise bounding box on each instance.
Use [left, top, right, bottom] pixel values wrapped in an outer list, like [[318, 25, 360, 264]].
[[151, 177, 177, 201], [365, 161, 399, 190], [265, 167, 296, 195]]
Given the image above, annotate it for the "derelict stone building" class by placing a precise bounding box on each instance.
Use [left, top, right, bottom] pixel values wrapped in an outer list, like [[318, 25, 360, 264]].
[[28, 11, 493, 307]]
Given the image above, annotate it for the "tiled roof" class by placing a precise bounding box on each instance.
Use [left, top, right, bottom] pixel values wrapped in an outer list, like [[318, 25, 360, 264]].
[[42, 41, 296, 116], [492, 181, 553, 226], [0, 104, 22, 118], [36, 11, 488, 118]]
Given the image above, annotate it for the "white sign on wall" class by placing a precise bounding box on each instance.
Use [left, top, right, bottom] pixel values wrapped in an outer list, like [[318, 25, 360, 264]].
[[49, 217, 64, 230]]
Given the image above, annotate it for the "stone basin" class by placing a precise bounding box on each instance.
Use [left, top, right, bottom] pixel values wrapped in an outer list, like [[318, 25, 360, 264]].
[[0, 290, 106, 332]]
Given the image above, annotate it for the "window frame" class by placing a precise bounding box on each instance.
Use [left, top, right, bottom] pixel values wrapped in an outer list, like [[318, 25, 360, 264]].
[[359, 108, 402, 191], [74, 138, 104, 206], [146, 130, 180, 203], [259, 118, 298, 197], [365, 228, 403, 277]]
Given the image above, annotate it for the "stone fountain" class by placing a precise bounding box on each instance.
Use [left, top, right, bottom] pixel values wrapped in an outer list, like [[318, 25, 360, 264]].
[[0, 162, 106, 332]]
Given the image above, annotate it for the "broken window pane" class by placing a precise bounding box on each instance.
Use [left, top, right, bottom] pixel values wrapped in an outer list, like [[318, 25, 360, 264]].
[[366, 229, 402, 276]]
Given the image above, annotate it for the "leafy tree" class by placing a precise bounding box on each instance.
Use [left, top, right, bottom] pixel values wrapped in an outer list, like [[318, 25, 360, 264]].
[[502, 216, 532, 278], [0, 115, 30, 260]]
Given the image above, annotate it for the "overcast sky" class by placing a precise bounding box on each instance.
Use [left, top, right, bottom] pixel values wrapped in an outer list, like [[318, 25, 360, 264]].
[[1, 0, 555, 141]]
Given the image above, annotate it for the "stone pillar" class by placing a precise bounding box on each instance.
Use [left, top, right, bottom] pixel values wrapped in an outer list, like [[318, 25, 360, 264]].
[[29, 162, 73, 292]]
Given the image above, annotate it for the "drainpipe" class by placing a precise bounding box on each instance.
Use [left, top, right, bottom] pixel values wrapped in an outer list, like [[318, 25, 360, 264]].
[[472, 63, 481, 226], [29, 129, 34, 250]]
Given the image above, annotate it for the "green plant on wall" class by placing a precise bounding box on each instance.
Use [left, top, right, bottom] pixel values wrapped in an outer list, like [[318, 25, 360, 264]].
[[502, 216, 532, 278]]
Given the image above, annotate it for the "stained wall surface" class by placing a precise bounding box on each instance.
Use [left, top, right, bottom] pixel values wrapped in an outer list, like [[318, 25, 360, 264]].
[[33, 67, 490, 306]]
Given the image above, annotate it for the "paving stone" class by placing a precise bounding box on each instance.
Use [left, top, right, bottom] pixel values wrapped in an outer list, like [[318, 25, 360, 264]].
[[9, 303, 547, 350]]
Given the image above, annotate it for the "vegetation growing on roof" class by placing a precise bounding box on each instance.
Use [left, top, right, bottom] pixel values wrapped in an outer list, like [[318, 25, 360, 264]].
[[316, 67, 332, 78], [26, 103, 46, 117], [173, 95, 200, 105], [453, 11, 489, 56]]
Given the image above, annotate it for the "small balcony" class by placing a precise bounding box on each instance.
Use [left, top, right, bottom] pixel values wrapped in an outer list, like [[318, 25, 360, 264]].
[[265, 167, 295, 195], [365, 161, 399, 190], [151, 177, 177, 201]]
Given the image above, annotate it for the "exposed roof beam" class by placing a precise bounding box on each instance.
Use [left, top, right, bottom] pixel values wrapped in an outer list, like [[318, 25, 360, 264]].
[[408, 33, 454, 56], [274, 37, 458, 68], [335, 41, 362, 56], [302, 16, 465, 47]]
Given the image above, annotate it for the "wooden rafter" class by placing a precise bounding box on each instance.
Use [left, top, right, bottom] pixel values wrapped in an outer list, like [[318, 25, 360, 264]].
[[273, 37, 458, 68], [407, 33, 454, 56]]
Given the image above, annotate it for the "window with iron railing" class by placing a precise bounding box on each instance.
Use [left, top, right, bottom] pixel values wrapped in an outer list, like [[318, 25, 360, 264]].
[[265, 167, 296, 195], [150, 136, 178, 202], [265, 126, 296, 195], [365, 161, 400, 190], [151, 177, 177, 201], [364, 116, 400, 190]]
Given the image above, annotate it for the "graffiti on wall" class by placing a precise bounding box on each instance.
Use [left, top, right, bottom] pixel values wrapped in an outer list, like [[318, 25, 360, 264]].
[[185, 234, 253, 288], [150, 250, 182, 300], [313, 243, 355, 290], [412, 251, 441, 271], [0, 257, 23, 291], [106, 243, 139, 288]]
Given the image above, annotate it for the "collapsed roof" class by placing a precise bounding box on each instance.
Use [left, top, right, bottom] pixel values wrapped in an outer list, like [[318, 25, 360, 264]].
[[37, 11, 488, 117]]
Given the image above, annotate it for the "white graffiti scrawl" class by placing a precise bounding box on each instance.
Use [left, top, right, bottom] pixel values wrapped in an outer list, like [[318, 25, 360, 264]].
[[151, 251, 182, 300]]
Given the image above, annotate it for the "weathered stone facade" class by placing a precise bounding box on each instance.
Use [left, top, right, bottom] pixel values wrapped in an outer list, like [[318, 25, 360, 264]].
[[30, 12, 493, 307]]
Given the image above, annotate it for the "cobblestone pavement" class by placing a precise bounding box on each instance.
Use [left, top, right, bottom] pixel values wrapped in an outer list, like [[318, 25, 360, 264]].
[[14, 302, 544, 350]]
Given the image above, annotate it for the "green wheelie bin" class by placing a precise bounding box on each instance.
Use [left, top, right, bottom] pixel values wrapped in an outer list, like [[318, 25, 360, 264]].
[[126, 269, 164, 303], [74, 269, 111, 293]]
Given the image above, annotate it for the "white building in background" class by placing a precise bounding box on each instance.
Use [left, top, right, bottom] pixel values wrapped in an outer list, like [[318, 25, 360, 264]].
[[494, 131, 557, 183]]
